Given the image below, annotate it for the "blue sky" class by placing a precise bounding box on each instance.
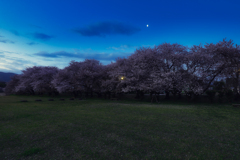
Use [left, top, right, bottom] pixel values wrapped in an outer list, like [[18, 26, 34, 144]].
[[0, 0, 240, 74]]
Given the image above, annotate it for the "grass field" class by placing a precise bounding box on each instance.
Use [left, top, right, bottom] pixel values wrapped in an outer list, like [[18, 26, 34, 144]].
[[0, 94, 240, 159]]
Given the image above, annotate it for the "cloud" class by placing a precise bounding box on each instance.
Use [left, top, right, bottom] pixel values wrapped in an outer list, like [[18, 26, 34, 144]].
[[34, 50, 133, 61], [107, 44, 139, 51], [10, 30, 20, 36], [0, 50, 15, 54], [73, 21, 141, 37], [0, 35, 4, 38], [30, 32, 54, 41], [107, 45, 130, 51], [0, 53, 39, 74], [35, 51, 76, 58], [26, 42, 38, 46], [0, 39, 15, 44], [29, 24, 42, 29], [8, 30, 52, 41]]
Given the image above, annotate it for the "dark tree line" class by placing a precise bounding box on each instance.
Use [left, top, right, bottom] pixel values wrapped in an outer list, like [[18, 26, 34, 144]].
[[5, 38, 240, 102]]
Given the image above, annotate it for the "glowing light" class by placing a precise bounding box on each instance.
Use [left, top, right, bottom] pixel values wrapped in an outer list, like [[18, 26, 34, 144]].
[[146, 24, 149, 27]]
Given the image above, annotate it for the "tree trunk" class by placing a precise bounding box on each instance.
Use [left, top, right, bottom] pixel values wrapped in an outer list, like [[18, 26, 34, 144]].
[[234, 73, 239, 101], [112, 92, 116, 98], [90, 91, 93, 98], [73, 91, 78, 98], [193, 94, 199, 102], [185, 91, 193, 101], [85, 92, 89, 98], [135, 90, 140, 99], [150, 91, 153, 100], [140, 91, 145, 100], [79, 92, 82, 98], [117, 92, 123, 100], [178, 92, 182, 99], [165, 90, 170, 100], [104, 92, 107, 99], [151, 92, 159, 103], [234, 93, 240, 102], [96, 92, 102, 98], [107, 91, 111, 99], [54, 91, 59, 96], [172, 89, 177, 99]]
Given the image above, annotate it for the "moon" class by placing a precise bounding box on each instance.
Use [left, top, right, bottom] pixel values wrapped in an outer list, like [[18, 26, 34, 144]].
[[146, 24, 149, 27]]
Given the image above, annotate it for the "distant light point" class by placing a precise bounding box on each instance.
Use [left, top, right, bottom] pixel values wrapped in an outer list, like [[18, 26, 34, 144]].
[[146, 24, 149, 27]]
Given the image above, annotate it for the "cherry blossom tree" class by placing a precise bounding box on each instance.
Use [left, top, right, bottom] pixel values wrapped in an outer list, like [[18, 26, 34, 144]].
[[212, 38, 240, 100], [121, 46, 159, 100], [101, 63, 118, 98], [5, 74, 21, 95], [52, 59, 104, 98], [14, 67, 43, 95], [51, 68, 78, 96], [191, 39, 238, 95], [30, 66, 59, 95], [124, 43, 188, 101], [102, 57, 132, 99], [10, 66, 59, 95], [173, 40, 231, 100], [151, 43, 189, 99], [79, 59, 105, 98], [5, 38, 240, 103]]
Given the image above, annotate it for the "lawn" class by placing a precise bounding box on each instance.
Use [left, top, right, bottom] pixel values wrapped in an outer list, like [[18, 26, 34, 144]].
[[0, 95, 240, 159]]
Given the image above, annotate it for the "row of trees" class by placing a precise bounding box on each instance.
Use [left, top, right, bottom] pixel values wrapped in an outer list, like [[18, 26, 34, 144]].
[[5, 38, 240, 101]]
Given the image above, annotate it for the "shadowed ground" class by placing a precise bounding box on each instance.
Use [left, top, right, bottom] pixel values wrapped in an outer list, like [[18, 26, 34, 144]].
[[0, 95, 240, 159]]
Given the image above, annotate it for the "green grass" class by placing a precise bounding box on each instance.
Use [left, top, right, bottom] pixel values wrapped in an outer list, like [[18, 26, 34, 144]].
[[0, 95, 240, 159]]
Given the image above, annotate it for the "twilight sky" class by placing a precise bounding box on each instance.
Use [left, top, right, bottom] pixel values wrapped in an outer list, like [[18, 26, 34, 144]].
[[0, 0, 240, 74]]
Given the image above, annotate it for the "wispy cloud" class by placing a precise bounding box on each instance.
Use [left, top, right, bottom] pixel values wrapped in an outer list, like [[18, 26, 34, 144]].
[[0, 53, 39, 74], [0, 39, 15, 44], [107, 44, 139, 51], [73, 21, 141, 37], [107, 45, 130, 51], [34, 50, 133, 61], [26, 42, 38, 46], [10, 30, 20, 36], [29, 24, 42, 29], [9, 30, 52, 41], [30, 32, 54, 41], [142, 44, 156, 48], [34, 51, 76, 58], [0, 50, 15, 54]]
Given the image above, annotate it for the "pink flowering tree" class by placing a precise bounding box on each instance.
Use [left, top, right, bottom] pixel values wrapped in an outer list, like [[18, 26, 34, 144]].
[[127, 43, 188, 101], [101, 57, 132, 99], [52, 59, 104, 98], [99, 62, 120, 99], [5, 74, 21, 95], [14, 66, 44, 95], [151, 43, 189, 99], [212, 39, 240, 100], [177, 39, 235, 100], [30, 66, 59, 95], [121, 47, 159, 99], [51, 68, 79, 96], [79, 59, 105, 98], [191, 40, 234, 94]]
